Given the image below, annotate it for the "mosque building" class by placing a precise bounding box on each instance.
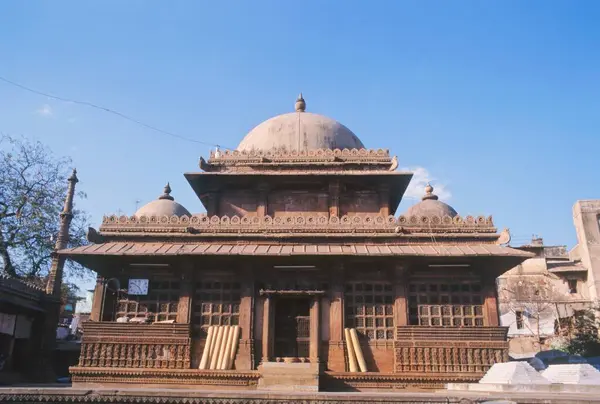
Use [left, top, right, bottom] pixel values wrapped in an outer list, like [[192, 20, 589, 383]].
[[59, 95, 532, 390]]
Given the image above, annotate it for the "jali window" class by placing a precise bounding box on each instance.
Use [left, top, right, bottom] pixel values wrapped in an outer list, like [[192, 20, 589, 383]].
[[116, 280, 179, 322], [345, 282, 394, 340], [193, 281, 241, 336], [408, 281, 484, 326]]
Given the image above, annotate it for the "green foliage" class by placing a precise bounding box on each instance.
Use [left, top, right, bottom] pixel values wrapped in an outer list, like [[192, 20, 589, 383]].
[[563, 306, 600, 357], [0, 134, 90, 282]]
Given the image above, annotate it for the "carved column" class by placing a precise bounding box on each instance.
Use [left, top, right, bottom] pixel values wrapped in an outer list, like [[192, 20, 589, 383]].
[[379, 184, 390, 217], [90, 275, 105, 322], [237, 267, 254, 369], [261, 295, 272, 363], [257, 183, 269, 217], [328, 265, 345, 371], [329, 265, 344, 341], [310, 296, 321, 362], [328, 181, 340, 217], [394, 265, 409, 326], [176, 264, 193, 324]]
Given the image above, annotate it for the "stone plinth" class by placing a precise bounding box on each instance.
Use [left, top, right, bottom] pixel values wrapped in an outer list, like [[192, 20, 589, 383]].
[[479, 362, 550, 385], [258, 361, 319, 392], [542, 364, 600, 385]]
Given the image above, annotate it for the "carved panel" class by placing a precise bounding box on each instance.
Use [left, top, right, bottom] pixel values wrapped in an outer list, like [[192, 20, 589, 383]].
[[78, 323, 191, 369], [394, 326, 509, 374]]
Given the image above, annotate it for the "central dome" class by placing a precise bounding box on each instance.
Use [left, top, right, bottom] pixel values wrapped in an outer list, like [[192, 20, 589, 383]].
[[236, 94, 365, 152]]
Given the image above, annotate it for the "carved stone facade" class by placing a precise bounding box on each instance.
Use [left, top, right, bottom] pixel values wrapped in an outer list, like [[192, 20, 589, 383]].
[[58, 97, 532, 391]]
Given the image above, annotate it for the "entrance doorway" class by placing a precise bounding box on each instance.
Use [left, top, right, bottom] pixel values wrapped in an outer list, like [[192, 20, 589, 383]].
[[273, 297, 310, 359]]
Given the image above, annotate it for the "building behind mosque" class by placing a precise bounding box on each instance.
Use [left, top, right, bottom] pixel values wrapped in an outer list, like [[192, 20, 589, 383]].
[[59, 95, 532, 391]]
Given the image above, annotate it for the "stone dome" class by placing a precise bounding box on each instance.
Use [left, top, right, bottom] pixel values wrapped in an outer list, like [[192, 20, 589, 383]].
[[405, 184, 458, 218], [237, 94, 365, 152], [135, 183, 191, 217]]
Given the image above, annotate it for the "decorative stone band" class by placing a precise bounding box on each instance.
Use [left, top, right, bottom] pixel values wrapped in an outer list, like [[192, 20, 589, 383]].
[[208, 147, 391, 162], [69, 367, 260, 387], [99, 213, 496, 234]]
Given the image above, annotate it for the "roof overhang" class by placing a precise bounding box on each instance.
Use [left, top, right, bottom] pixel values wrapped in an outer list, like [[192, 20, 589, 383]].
[[60, 241, 533, 275]]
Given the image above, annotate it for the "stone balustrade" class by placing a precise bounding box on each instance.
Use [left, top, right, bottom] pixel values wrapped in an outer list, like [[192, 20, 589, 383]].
[[77, 322, 191, 369]]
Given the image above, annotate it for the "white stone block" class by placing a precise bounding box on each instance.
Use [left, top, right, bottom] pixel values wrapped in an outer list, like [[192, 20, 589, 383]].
[[479, 362, 550, 385], [542, 364, 600, 385]]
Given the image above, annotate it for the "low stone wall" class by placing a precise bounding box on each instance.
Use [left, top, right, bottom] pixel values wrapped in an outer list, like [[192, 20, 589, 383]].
[[0, 387, 598, 403]]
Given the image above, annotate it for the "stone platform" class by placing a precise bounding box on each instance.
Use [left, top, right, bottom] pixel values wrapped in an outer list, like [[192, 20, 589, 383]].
[[257, 361, 319, 392], [0, 386, 599, 403]]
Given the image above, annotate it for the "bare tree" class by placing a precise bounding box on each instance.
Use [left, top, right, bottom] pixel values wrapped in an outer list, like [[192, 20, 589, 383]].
[[499, 274, 562, 351], [0, 134, 89, 281]]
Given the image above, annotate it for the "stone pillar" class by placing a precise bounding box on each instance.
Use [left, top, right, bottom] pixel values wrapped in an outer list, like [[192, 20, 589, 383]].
[[262, 295, 272, 363], [46, 169, 78, 296], [90, 275, 105, 322], [328, 181, 340, 217], [176, 265, 193, 324], [394, 265, 409, 326], [379, 184, 390, 217], [327, 265, 345, 371], [237, 268, 255, 369], [310, 296, 321, 362], [39, 169, 78, 381]]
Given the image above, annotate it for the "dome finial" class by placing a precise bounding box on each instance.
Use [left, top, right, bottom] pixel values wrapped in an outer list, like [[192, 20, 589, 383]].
[[295, 93, 306, 112], [159, 182, 174, 201], [422, 183, 439, 201]]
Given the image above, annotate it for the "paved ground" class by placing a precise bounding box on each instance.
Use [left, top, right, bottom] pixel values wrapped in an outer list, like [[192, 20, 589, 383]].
[[0, 386, 598, 403]]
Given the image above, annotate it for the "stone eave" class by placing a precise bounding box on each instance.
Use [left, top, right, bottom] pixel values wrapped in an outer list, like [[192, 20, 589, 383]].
[[60, 241, 534, 259]]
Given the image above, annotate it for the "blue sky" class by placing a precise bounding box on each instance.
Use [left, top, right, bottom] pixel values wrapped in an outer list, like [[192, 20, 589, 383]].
[[1, 1, 599, 290]]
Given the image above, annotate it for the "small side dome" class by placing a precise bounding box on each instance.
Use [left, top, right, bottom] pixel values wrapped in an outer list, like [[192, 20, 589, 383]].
[[135, 183, 191, 217], [405, 184, 457, 218]]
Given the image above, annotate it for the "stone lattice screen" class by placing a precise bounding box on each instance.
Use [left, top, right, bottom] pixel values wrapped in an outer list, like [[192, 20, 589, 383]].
[[345, 282, 395, 340], [408, 280, 484, 327], [116, 280, 179, 322], [192, 280, 241, 336]]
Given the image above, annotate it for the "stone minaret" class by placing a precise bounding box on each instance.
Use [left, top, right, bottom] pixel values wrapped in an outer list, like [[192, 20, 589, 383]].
[[45, 168, 79, 296]]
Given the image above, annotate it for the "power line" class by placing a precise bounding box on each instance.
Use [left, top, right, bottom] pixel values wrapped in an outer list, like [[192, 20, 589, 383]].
[[0, 75, 228, 148]]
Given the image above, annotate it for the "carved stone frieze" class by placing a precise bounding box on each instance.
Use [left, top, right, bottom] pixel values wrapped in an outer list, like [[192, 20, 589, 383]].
[[70, 367, 260, 387], [99, 213, 496, 235]]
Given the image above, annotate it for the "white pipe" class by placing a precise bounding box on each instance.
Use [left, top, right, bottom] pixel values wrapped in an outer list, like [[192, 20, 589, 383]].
[[216, 326, 230, 370], [207, 325, 219, 368], [199, 326, 214, 370], [344, 328, 358, 372], [209, 326, 224, 370], [227, 325, 241, 370], [219, 326, 233, 370], [350, 328, 367, 372]]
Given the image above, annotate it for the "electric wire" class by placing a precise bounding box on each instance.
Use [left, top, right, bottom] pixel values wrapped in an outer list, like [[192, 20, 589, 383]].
[[0, 76, 231, 149]]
